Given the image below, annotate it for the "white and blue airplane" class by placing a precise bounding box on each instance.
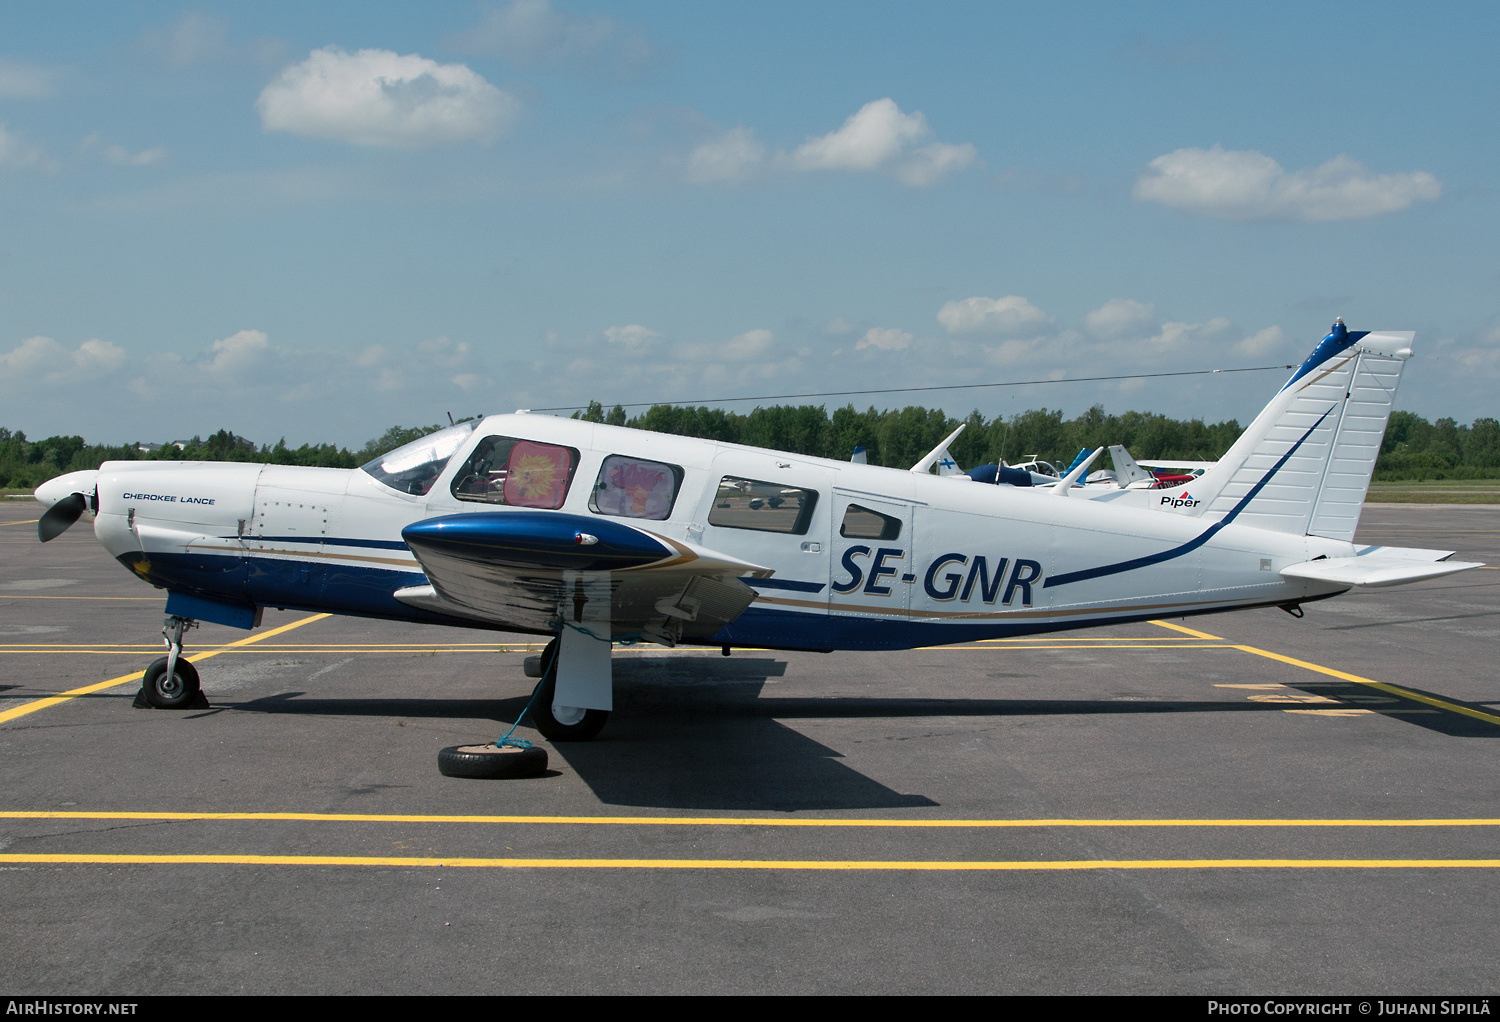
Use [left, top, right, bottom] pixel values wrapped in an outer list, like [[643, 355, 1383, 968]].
[[32, 320, 1482, 745]]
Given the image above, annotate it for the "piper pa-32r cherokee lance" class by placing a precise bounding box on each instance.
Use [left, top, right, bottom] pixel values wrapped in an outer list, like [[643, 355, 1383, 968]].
[[33, 320, 1483, 746]]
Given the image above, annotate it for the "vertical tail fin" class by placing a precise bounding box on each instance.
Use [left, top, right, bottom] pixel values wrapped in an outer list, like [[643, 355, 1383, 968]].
[[1183, 320, 1413, 540], [1108, 445, 1155, 488]]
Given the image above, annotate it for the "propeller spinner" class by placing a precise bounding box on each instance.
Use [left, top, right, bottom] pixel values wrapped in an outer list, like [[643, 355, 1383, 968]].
[[38, 492, 88, 542], [33, 470, 100, 543]]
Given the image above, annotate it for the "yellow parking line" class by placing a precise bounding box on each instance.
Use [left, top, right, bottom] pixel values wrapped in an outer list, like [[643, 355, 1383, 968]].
[[1147, 620, 1500, 727], [1149, 619, 1224, 640], [0, 613, 330, 725], [4, 811, 1498, 828], [933, 643, 1228, 651], [0, 518, 40, 525], [1231, 645, 1500, 727], [3, 853, 1498, 871]]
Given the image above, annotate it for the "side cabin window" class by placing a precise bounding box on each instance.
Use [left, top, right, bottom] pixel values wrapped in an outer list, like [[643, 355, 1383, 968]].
[[840, 503, 902, 540], [590, 455, 683, 521], [451, 436, 580, 509], [708, 476, 818, 535]]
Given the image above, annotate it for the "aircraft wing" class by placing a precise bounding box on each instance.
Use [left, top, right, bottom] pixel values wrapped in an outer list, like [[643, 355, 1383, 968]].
[[1280, 546, 1484, 588], [1136, 460, 1216, 472], [394, 511, 772, 644]]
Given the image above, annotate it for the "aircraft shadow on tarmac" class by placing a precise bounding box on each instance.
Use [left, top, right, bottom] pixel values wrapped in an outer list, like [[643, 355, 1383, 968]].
[[201, 655, 1498, 809]]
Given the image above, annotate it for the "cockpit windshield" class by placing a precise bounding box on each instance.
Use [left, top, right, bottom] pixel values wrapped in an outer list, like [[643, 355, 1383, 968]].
[[360, 422, 478, 495]]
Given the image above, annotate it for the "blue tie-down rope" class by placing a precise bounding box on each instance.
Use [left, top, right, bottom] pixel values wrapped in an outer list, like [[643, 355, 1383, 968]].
[[494, 622, 639, 748], [494, 639, 558, 749]]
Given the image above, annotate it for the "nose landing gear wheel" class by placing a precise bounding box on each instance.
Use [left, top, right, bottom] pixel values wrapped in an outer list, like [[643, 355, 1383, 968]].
[[528, 639, 610, 742], [141, 657, 202, 709]]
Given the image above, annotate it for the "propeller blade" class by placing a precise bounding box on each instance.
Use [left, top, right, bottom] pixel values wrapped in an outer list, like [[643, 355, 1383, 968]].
[[38, 492, 88, 543]]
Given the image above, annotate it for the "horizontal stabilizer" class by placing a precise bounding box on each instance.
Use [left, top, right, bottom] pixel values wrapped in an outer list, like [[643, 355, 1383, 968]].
[[1280, 547, 1484, 588]]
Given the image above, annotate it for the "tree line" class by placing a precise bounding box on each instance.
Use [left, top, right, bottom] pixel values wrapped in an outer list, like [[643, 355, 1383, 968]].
[[569, 400, 1245, 473], [3, 405, 1496, 491]]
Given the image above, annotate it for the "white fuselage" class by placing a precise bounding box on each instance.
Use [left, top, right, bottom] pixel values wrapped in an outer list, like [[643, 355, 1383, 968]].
[[72, 414, 1352, 650]]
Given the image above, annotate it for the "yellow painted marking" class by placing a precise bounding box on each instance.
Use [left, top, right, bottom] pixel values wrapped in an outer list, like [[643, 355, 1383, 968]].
[[1248, 693, 1339, 704], [1, 518, 40, 525], [1149, 619, 1224, 640], [3, 853, 1499, 871], [4, 811, 1500, 828], [921, 644, 1229, 651], [0, 613, 330, 725], [0, 595, 162, 601], [1231, 645, 1500, 727], [1150, 620, 1500, 726], [1286, 709, 1374, 717], [977, 636, 1212, 643]]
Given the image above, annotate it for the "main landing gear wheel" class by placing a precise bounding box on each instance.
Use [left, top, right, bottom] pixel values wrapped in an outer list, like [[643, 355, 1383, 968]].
[[438, 743, 548, 779], [528, 639, 610, 742], [141, 656, 201, 709]]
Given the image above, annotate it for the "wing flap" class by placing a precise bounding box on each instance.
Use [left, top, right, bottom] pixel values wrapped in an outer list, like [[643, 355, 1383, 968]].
[[1281, 546, 1484, 588]]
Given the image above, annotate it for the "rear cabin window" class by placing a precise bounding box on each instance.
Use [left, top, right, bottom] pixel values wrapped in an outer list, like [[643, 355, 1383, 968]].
[[707, 476, 818, 535], [590, 455, 684, 521], [840, 503, 902, 540], [451, 436, 580, 509]]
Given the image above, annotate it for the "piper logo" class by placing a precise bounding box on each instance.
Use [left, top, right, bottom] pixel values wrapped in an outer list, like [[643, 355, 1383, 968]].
[[1161, 491, 1201, 509]]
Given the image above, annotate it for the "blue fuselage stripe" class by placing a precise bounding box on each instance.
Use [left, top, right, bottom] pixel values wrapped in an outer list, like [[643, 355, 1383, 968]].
[[746, 577, 827, 593]]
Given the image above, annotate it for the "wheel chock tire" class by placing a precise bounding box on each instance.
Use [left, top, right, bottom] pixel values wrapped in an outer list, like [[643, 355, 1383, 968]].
[[438, 743, 548, 779]]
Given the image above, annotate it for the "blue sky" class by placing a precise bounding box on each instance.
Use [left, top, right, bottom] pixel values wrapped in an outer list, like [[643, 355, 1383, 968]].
[[1, 2, 1495, 447]]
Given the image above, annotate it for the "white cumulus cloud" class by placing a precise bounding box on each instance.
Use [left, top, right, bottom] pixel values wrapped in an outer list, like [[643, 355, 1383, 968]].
[[855, 327, 913, 352], [204, 329, 271, 376], [937, 295, 1051, 336], [604, 324, 661, 353], [105, 144, 169, 167], [686, 126, 765, 184], [1084, 299, 1157, 339], [893, 142, 978, 188], [1133, 145, 1441, 221], [720, 328, 775, 360], [1236, 325, 1287, 357], [787, 98, 975, 187], [1141, 318, 1232, 356], [0, 336, 127, 385], [257, 47, 519, 148]]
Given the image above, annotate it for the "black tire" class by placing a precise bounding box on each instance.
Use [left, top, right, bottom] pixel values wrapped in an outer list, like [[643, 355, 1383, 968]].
[[528, 639, 610, 742], [142, 656, 201, 709], [438, 743, 548, 779]]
